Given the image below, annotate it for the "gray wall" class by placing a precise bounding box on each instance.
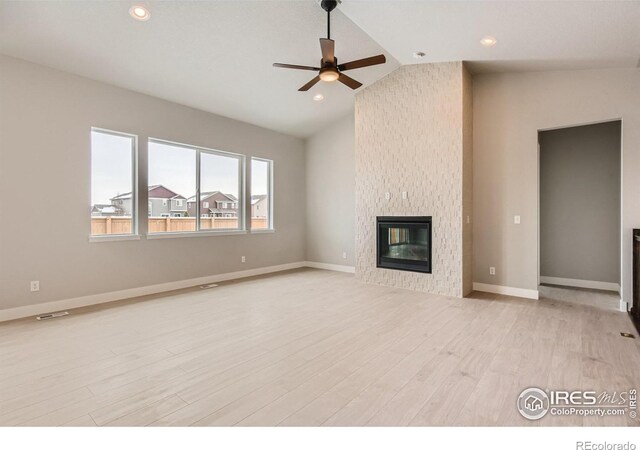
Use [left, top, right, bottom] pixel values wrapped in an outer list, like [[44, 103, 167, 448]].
[[539, 121, 621, 284], [0, 55, 306, 311], [473, 68, 640, 304], [305, 114, 355, 267]]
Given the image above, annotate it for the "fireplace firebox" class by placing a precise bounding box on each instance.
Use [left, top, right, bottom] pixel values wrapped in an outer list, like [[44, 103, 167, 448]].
[[376, 216, 432, 273]]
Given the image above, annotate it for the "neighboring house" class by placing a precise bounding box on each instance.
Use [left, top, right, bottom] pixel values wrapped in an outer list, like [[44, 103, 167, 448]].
[[91, 204, 123, 216], [251, 194, 268, 218], [110, 185, 188, 217], [187, 191, 238, 217]]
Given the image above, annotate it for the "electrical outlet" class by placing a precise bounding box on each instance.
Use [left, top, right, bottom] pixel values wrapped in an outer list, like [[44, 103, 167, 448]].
[[30, 281, 40, 292], [401, 191, 408, 200], [489, 267, 496, 276], [342, 251, 347, 259], [514, 215, 521, 224], [241, 256, 246, 263], [466, 215, 471, 224], [384, 192, 391, 200]]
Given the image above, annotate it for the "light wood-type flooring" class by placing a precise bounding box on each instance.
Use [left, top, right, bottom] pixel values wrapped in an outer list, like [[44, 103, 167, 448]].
[[1, 269, 638, 426]]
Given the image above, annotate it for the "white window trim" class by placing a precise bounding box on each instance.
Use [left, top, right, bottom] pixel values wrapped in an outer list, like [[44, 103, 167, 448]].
[[90, 127, 138, 239], [147, 230, 247, 239], [89, 234, 141, 243]]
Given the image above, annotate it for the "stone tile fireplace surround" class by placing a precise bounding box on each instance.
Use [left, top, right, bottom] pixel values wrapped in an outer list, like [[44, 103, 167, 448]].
[[354, 62, 473, 298]]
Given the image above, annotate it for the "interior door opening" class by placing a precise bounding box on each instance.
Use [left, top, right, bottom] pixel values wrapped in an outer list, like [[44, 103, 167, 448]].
[[538, 120, 622, 310]]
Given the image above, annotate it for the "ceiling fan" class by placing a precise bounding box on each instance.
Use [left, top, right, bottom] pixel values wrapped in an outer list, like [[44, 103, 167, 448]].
[[273, 0, 386, 91]]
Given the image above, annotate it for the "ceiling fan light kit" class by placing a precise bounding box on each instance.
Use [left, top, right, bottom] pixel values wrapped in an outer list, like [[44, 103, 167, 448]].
[[273, 0, 386, 91]]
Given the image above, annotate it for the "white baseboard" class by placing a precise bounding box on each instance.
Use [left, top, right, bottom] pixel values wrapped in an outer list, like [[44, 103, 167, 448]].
[[0, 262, 306, 323], [473, 282, 539, 300], [303, 261, 356, 273], [619, 299, 629, 313], [539, 276, 620, 293]]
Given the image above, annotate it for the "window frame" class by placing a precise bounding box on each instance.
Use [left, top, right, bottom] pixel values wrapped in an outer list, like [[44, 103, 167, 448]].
[[250, 157, 274, 232], [148, 138, 245, 236], [89, 127, 139, 242]]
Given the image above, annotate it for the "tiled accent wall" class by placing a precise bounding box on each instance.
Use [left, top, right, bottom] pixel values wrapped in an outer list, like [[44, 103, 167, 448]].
[[354, 62, 472, 298]]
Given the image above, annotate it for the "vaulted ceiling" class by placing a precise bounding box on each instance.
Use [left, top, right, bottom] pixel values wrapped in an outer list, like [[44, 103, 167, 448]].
[[1, 1, 638, 138]]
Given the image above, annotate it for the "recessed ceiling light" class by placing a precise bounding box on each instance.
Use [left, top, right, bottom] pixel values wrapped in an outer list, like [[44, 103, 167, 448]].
[[480, 36, 497, 47], [412, 51, 426, 59], [129, 5, 150, 21], [313, 93, 324, 102]]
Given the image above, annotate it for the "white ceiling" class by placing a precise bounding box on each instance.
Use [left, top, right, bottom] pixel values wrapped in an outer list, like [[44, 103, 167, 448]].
[[1, 1, 639, 138], [0, 1, 398, 138], [340, 0, 640, 73]]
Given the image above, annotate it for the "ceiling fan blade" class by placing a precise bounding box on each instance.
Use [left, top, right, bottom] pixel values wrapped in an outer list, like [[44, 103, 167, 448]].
[[337, 73, 363, 90], [298, 76, 322, 91], [320, 38, 335, 63], [273, 63, 320, 71], [338, 54, 386, 71]]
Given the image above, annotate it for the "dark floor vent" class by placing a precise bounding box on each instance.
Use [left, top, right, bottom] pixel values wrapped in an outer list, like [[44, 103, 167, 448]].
[[36, 311, 69, 320]]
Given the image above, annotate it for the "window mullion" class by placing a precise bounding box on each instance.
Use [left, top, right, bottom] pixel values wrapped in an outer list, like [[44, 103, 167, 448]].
[[196, 149, 201, 231]]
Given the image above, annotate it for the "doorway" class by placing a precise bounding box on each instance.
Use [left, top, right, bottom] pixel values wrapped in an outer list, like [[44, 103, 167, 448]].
[[538, 120, 622, 310]]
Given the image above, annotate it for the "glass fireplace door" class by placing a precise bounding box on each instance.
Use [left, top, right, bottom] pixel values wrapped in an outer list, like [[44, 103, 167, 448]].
[[377, 217, 432, 273]]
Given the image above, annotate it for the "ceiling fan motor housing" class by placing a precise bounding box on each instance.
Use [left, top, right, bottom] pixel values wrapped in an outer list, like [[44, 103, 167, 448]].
[[321, 1, 339, 13]]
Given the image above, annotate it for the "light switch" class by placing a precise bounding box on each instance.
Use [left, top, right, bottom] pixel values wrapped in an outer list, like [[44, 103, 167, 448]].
[[514, 215, 521, 224], [402, 191, 408, 200]]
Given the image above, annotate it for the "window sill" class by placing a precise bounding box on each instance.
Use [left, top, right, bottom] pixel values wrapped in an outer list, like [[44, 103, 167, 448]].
[[250, 229, 275, 234], [89, 234, 141, 243], [147, 230, 247, 239]]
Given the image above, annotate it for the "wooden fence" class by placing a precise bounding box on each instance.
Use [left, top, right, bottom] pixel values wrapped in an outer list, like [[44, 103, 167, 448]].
[[91, 216, 268, 235]]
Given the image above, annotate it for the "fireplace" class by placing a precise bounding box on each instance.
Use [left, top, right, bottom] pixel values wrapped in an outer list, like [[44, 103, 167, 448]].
[[376, 216, 432, 273]]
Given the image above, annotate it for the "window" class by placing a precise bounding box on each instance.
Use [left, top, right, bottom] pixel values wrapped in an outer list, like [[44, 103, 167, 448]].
[[148, 138, 244, 234], [90, 128, 137, 236], [201, 151, 242, 230], [251, 158, 273, 230], [148, 140, 196, 233]]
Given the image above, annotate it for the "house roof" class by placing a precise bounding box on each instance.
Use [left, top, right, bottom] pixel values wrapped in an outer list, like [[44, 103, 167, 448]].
[[251, 194, 267, 205], [111, 185, 179, 201], [187, 191, 238, 203], [91, 205, 122, 214]]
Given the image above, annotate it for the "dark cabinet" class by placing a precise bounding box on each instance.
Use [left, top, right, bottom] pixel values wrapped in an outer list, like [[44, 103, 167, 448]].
[[632, 229, 640, 333]]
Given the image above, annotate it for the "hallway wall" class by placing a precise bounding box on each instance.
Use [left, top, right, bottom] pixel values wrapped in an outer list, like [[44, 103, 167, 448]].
[[539, 121, 621, 286]]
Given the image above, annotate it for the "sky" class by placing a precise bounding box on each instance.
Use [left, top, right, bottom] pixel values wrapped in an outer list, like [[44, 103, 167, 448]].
[[91, 131, 268, 206]]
